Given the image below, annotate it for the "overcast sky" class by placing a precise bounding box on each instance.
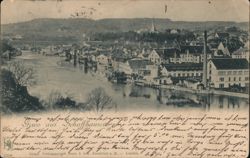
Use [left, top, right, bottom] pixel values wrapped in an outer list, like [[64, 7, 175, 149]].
[[1, 0, 249, 24]]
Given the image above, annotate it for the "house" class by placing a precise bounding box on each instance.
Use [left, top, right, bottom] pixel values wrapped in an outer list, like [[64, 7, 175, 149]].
[[215, 32, 229, 40], [232, 47, 249, 61], [183, 78, 202, 90], [147, 49, 162, 64], [156, 48, 179, 64], [161, 63, 203, 84], [169, 45, 211, 63], [117, 58, 153, 75], [143, 65, 159, 82], [96, 54, 109, 65], [207, 58, 249, 88], [154, 76, 173, 85]]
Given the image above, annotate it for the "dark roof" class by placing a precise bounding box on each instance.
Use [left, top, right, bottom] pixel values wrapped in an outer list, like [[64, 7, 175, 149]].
[[156, 48, 180, 59], [128, 59, 153, 70], [179, 45, 211, 54], [216, 32, 229, 39], [211, 58, 249, 70], [163, 63, 203, 71]]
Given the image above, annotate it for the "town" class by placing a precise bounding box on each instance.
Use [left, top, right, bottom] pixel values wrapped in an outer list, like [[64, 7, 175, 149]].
[[2, 22, 249, 97]]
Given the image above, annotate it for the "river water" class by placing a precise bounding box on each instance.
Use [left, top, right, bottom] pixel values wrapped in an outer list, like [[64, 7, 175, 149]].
[[15, 52, 249, 112]]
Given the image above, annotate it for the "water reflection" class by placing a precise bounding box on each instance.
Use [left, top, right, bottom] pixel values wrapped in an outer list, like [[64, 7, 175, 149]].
[[15, 53, 249, 111], [112, 83, 248, 111]]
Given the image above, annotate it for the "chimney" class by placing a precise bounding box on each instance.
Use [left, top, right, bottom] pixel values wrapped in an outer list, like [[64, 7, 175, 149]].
[[202, 31, 207, 88]]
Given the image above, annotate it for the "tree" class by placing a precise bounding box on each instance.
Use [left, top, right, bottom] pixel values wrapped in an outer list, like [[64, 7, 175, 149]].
[[7, 61, 36, 87], [0, 69, 43, 114], [86, 87, 113, 112]]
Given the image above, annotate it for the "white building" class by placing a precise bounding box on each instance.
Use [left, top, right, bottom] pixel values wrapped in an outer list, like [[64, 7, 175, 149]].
[[96, 54, 109, 65], [147, 50, 162, 65], [161, 63, 203, 80], [232, 47, 249, 61], [207, 58, 249, 88]]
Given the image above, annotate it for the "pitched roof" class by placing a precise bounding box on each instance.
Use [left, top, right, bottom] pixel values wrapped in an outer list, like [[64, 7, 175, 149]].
[[179, 45, 211, 54], [216, 32, 229, 38], [211, 58, 249, 70], [163, 63, 203, 71], [232, 47, 248, 55]]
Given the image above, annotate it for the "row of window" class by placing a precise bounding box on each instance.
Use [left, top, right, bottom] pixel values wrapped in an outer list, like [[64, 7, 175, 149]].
[[219, 77, 249, 82], [218, 70, 248, 75], [171, 72, 202, 77]]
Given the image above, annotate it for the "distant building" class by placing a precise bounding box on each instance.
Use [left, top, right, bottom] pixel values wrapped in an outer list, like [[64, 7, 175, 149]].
[[207, 58, 249, 88], [232, 47, 249, 61], [168, 45, 211, 64], [117, 58, 153, 75], [147, 49, 162, 65], [215, 32, 229, 40], [96, 54, 109, 65]]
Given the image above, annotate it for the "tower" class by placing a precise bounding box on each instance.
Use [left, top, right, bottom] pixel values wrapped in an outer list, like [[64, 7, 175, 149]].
[[150, 19, 156, 33], [202, 31, 207, 88]]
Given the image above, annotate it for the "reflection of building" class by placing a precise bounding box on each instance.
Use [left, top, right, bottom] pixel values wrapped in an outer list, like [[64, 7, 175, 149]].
[[207, 58, 249, 88]]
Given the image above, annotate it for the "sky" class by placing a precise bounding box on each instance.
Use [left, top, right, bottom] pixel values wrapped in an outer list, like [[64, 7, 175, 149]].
[[1, 0, 249, 24]]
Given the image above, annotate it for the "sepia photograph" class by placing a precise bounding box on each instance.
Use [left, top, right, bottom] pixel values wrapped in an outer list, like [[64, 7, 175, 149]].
[[0, 0, 249, 157]]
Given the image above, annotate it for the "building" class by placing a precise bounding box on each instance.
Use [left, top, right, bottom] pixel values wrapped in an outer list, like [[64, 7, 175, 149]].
[[96, 54, 110, 65], [232, 47, 249, 61], [147, 49, 162, 65], [117, 58, 153, 75], [161, 63, 203, 84], [207, 58, 249, 88]]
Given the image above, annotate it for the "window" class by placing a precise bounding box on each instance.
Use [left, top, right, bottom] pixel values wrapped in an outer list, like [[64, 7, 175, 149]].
[[191, 73, 194, 76], [196, 73, 199, 76], [220, 77, 224, 82], [238, 71, 242, 75], [245, 77, 249, 81], [234, 77, 236, 81], [219, 84, 224, 88], [228, 77, 231, 82], [233, 71, 237, 75], [239, 77, 241, 81], [178, 73, 181, 77], [227, 71, 232, 75]]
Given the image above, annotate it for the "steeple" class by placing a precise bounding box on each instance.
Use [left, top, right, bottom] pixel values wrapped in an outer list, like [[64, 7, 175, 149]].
[[150, 18, 157, 33]]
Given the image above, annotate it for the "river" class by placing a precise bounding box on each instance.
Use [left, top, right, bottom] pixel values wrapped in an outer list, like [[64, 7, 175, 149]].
[[14, 52, 249, 112]]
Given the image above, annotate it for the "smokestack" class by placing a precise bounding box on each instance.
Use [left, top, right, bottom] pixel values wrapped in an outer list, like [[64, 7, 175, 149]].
[[202, 31, 207, 88]]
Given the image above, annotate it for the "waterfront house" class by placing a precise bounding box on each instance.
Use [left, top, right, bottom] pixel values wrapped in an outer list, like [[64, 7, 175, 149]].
[[117, 58, 153, 76], [207, 58, 249, 88]]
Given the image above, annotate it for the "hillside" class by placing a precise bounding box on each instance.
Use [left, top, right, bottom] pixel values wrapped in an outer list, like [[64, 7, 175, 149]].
[[1, 18, 248, 45]]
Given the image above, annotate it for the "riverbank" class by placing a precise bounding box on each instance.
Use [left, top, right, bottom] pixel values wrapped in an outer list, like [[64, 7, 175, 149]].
[[135, 81, 249, 99]]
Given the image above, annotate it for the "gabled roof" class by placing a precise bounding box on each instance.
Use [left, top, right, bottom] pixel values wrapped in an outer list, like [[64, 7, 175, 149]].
[[233, 47, 248, 55], [211, 58, 249, 70], [163, 63, 203, 71]]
